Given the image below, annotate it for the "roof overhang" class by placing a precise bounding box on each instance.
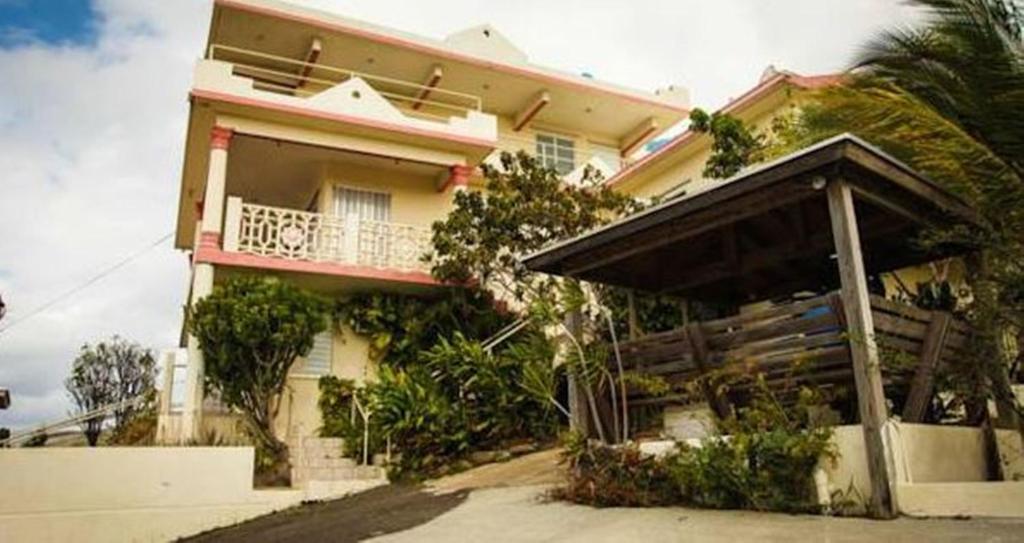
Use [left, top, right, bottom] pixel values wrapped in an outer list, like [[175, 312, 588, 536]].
[[526, 134, 981, 302], [208, 0, 688, 142]]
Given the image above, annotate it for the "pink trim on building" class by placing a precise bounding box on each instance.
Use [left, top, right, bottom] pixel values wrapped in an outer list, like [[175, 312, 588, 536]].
[[605, 72, 841, 188], [213, 0, 687, 114], [439, 164, 472, 192], [194, 246, 444, 287], [210, 126, 235, 150], [198, 232, 221, 250], [190, 89, 497, 151]]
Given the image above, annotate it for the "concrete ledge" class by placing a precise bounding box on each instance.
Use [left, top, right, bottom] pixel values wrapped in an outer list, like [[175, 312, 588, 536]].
[[898, 482, 1024, 518]]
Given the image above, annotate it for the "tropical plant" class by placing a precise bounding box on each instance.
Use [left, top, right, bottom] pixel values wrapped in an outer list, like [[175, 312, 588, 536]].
[[65, 336, 157, 446], [777, 0, 1024, 428], [688, 108, 767, 179], [188, 276, 329, 483]]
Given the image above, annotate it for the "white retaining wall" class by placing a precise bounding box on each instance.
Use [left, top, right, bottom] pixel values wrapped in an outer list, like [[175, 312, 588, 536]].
[[0, 447, 303, 542]]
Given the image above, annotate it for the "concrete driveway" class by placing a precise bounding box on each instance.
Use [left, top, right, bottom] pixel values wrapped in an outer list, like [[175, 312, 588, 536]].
[[191, 449, 1024, 542]]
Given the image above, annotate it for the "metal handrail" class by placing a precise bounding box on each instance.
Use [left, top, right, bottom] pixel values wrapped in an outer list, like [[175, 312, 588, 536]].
[[0, 395, 150, 447], [207, 44, 482, 112]]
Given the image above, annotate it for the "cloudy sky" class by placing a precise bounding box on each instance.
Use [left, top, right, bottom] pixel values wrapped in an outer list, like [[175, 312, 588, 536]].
[[0, 0, 920, 430]]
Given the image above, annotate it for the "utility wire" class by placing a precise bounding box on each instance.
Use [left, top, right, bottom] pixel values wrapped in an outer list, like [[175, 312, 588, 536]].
[[0, 231, 175, 335]]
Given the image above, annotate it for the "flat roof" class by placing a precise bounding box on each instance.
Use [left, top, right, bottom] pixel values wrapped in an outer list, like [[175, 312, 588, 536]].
[[525, 134, 979, 302]]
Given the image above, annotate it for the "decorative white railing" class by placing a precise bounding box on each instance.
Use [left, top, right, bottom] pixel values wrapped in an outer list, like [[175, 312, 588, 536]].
[[226, 199, 432, 274]]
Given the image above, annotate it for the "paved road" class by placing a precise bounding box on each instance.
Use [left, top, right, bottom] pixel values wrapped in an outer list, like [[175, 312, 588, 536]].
[[191, 449, 1024, 542]]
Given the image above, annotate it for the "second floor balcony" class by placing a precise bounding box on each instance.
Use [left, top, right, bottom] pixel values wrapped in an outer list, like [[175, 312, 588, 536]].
[[219, 197, 434, 276]]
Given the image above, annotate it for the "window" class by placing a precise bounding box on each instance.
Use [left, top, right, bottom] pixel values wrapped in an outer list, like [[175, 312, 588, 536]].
[[535, 133, 575, 175], [333, 186, 391, 222], [295, 330, 333, 376]]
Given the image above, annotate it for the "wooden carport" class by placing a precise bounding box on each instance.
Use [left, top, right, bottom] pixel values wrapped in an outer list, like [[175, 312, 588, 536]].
[[524, 134, 981, 519]]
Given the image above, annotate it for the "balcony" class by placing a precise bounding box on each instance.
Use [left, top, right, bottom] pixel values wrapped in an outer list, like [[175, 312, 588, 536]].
[[219, 198, 433, 277], [192, 44, 498, 151]]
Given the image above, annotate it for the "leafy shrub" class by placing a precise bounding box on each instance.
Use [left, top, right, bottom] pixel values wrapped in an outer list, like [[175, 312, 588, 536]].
[[556, 385, 836, 514], [318, 376, 383, 460], [552, 433, 679, 507]]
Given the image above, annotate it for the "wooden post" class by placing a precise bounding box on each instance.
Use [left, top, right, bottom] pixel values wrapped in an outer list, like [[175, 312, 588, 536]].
[[826, 180, 897, 519], [685, 322, 732, 420], [902, 312, 952, 422], [565, 310, 591, 436], [627, 289, 639, 341]]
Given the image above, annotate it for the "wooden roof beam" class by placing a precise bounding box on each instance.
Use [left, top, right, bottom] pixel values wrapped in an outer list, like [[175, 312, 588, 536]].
[[513, 90, 550, 131], [619, 117, 659, 156], [296, 37, 323, 89], [412, 64, 444, 111]]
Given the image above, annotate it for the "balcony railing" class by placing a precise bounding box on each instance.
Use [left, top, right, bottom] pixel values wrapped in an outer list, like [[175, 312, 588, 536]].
[[206, 44, 482, 122], [223, 198, 432, 274]]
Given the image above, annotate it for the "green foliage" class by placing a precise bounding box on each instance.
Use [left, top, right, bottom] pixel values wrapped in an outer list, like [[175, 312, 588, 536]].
[[334, 288, 509, 367], [317, 376, 382, 459], [427, 151, 641, 301], [365, 332, 560, 479], [599, 287, 684, 339], [689, 108, 767, 179], [773, 0, 1024, 423], [556, 384, 835, 513], [188, 276, 329, 477], [553, 433, 680, 507]]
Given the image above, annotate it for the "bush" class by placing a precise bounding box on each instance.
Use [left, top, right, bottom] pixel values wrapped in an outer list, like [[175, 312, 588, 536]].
[[555, 385, 836, 514]]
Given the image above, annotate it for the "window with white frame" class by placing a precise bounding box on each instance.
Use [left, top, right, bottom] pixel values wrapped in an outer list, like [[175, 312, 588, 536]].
[[535, 133, 576, 175], [294, 329, 333, 376]]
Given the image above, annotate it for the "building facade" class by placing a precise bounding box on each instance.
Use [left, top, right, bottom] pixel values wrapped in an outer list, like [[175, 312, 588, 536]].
[[157, 0, 689, 444]]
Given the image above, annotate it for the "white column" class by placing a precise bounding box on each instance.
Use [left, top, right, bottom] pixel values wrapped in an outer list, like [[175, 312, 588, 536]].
[[181, 125, 233, 442], [181, 264, 214, 442]]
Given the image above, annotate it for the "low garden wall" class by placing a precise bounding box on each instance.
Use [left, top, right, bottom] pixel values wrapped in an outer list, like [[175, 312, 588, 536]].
[[820, 422, 1024, 517], [0, 447, 304, 542]]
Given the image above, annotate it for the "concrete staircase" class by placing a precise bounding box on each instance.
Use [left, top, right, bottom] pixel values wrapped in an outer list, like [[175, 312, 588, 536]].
[[290, 434, 385, 489]]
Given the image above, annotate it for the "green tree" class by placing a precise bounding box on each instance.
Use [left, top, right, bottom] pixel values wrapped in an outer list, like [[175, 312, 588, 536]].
[[427, 151, 640, 301], [188, 276, 329, 481], [688, 108, 766, 179], [772, 0, 1024, 427]]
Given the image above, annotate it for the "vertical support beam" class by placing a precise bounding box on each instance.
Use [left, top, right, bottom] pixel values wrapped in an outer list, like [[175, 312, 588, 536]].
[[685, 322, 731, 419], [181, 263, 214, 442], [565, 309, 591, 436], [626, 289, 639, 341], [222, 196, 243, 253], [181, 126, 233, 443], [902, 312, 952, 422], [199, 126, 233, 249], [438, 164, 472, 193], [827, 179, 897, 519]]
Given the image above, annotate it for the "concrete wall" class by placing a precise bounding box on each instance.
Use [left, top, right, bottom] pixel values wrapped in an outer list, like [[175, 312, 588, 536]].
[[0, 447, 303, 543]]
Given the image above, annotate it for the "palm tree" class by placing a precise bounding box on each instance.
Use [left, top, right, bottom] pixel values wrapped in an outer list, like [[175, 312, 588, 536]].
[[787, 0, 1024, 432]]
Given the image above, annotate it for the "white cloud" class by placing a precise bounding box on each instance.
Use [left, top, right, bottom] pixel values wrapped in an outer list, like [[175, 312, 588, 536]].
[[0, 0, 919, 430]]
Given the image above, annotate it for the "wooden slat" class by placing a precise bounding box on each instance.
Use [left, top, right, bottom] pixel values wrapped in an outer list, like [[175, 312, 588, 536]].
[[708, 312, 839, 350], [902, 312, 952, 422], [869, 294, 932, 323], [871, 311, 928, 340], [701, 293, 833, 333]]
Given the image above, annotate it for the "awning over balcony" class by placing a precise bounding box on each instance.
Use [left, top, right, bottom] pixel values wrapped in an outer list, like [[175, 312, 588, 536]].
[[524, 134, 980, 303]]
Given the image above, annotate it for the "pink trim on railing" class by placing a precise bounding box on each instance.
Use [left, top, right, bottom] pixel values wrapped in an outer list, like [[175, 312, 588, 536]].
[[190, 89, 497, 150], [212, 0, 688, 114], [194, 246, 443, 287]]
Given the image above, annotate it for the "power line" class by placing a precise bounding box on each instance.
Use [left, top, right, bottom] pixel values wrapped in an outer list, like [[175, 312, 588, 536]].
[[0, 231, 175, 335]]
